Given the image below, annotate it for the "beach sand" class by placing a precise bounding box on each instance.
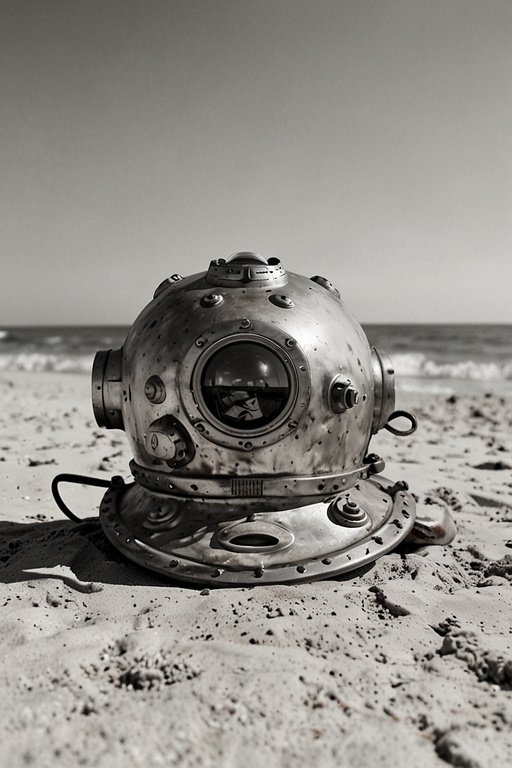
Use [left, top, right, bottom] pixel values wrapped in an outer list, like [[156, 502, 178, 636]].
[[1, 372, 511, 767]]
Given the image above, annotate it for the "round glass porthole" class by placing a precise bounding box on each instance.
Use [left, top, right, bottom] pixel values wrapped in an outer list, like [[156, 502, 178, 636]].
[[181, 323, 310, 449], [200, 341, 291, 431]]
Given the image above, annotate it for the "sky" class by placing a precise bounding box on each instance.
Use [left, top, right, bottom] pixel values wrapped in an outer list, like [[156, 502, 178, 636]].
[[1, 0, 511, 324]]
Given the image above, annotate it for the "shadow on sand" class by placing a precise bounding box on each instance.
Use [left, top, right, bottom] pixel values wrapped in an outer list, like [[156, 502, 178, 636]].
[[0, 517, 173, 589], [0, 517, 375, 590]]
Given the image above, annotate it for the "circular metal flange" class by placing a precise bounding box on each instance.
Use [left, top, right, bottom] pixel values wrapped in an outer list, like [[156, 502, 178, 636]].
[[200, 293, 224, 308], [144, 375, 166, 404], [130, 459, 371, 499], [142, 500, 182, 531], [371, 347, 396, 434], [98, 475, 416, 585], [92, 348, 124, 429], [178, 320, 311, 450], [329, 498, 370, 527], [205, 253, 287, 288], [269, 294, 294, 309]]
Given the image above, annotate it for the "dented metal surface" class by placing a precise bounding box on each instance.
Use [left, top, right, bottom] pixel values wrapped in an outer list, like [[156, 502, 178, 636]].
[[99, 476, 416, 585], [91, 251, 427, 584]]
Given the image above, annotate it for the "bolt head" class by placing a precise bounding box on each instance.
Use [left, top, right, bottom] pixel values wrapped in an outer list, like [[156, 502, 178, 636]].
[[200, 293, 223, 308], [144, 375, 166, 404]]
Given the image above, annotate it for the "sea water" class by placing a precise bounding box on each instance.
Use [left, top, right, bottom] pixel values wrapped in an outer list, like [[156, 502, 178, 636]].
[[365, 324, 512, 394], [1, 324, 511, 394]]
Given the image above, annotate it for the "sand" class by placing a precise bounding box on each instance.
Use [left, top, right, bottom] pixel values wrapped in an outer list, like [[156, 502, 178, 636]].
[[1, 371, 511, 767]]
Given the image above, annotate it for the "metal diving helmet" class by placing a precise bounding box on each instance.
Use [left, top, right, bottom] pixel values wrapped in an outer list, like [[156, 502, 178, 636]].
[[87, 252, 425, 585]]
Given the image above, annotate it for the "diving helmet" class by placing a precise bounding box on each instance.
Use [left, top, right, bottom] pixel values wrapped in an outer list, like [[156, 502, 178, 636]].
[[89, 252, 420, 585]]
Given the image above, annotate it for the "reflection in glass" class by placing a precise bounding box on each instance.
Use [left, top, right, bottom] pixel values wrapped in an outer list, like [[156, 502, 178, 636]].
[[201, 342, 290, 430]]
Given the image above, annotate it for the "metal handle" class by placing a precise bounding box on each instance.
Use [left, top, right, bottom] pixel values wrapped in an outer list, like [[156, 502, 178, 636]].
[[383, 410, 418, 437]]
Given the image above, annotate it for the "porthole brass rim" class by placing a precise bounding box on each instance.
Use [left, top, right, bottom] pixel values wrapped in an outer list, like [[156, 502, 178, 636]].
[[192, 335, 297, 438], [178, 321, 311, 450]]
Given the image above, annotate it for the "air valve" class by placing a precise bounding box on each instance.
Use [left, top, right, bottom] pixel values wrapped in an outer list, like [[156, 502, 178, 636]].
[[144, 416, 195, 468], [329, 375, 360, 413]]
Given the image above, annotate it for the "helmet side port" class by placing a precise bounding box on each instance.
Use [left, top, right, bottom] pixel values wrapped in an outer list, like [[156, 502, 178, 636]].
[[92, 347, 125, 430]]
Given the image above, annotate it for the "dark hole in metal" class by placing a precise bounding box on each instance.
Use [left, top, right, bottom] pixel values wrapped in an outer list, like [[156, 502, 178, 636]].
[[229, 533, 280, 548]]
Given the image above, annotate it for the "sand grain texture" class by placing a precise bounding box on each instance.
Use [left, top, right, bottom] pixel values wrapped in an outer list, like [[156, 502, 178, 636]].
[[1, 373, 511, 767]]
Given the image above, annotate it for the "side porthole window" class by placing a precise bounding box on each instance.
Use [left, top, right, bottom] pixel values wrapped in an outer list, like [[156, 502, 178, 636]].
[[200, 342, 291, 431]]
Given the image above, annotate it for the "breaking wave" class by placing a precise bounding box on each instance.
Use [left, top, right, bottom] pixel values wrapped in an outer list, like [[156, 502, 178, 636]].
[[0, 326, 127, 373], [0, 349, 511, 382], [392, 353, 512, 382], [1, 326, 511, 382], [0, 352, 94, 373]]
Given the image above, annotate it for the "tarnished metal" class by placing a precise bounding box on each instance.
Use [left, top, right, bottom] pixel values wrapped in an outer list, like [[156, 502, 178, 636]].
[[328, 374, 360, 413], [205, 252, 287, 288], [143, 415, 195, 468], [371, 346, 396, 434], [144, 375, 166, 404], [153, 273, 183, 299], [330, 498, 370, 528], [99, 476, 416, 585], [91, 347, 124, 429], [310, 275, 341, 299], [91, 251, 426, 584], [129, 459, 372, 499]]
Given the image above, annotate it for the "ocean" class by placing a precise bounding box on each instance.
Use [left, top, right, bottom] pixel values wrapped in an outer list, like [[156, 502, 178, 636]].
[[0, 324, 511, 394]]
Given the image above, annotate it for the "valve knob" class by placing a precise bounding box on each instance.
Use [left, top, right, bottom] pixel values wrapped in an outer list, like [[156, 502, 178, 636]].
[[146, 429, 184, 461], [328, 375, 360, 413], [330, 496, 370, 528], [144, 416, 194, 468]]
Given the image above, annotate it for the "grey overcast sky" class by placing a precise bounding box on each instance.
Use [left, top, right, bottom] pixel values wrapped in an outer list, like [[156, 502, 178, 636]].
[[1, 0, 511, 324]]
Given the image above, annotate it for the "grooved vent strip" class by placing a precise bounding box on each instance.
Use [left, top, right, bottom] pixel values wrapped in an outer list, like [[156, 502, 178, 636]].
[[231, 479, 264, 497]]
